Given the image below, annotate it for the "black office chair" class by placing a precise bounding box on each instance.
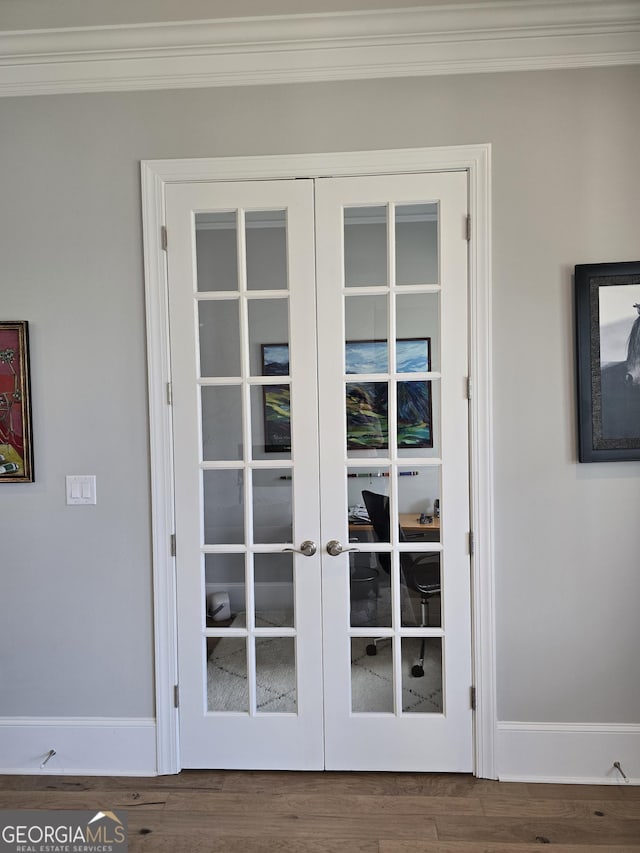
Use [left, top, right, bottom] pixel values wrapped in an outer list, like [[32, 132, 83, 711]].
[[361, 490, 440, 677]]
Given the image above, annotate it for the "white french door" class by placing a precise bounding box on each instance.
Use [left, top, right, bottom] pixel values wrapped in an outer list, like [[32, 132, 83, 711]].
[[164, 169, 472, 771], [316, 173, 472, 770], [166, 180, 324, 769]]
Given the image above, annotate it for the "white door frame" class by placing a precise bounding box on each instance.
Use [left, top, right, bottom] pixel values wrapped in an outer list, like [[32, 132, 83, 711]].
[[141, 144, 495, 778]]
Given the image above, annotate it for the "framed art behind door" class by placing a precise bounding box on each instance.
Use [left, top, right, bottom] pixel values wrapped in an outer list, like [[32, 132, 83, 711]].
[[261, 338, 432, 453]]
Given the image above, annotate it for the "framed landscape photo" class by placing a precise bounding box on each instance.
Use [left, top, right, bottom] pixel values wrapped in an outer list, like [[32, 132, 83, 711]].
[[262, 338, 432, 453], [0, 321, 34, 482], [575, 261, 640, 462]]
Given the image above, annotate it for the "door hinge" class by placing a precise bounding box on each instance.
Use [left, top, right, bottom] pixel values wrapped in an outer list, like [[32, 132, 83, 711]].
[[174, 684, 179, 708], [466, 376, 472, 400], [466, 214, 471, 242], [469, 530, 474, 555], [161, 225, 168, 250], [170, 533, 176, 557], [470, 686, 476, 710], [167, 381, 173, 405]]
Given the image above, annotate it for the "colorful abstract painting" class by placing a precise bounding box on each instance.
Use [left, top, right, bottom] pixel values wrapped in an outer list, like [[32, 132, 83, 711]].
[[262, 339, 432, 452], [0, 322, 34, 482], [345, 339, 432, 450]]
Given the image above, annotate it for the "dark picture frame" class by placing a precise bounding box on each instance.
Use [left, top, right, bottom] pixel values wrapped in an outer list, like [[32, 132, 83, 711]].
[[0, 321, 34, 482], [575, 261, 640, 462], [261, 338, 432, 453]]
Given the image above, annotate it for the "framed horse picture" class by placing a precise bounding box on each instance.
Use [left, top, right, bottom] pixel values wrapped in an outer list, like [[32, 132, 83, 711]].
[[575, 261, 640, 462], [0, 321, 34, 481]]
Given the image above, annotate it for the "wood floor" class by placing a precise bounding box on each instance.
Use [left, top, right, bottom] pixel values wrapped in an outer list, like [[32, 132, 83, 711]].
[[1, 771, 639, 852]]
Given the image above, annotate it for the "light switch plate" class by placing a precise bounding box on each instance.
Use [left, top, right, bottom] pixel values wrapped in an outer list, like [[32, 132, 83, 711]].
[[66, 475, 97, 505]]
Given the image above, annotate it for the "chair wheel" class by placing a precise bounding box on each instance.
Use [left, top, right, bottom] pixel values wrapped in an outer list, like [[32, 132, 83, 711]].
[[366, 644, 377, 656], [411, 664, 424, 678]]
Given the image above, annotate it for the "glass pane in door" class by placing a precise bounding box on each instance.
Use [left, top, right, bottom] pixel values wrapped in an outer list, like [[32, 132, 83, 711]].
[[349, 551, 392, 629], [401, 637, 442, 713], [201, 385, 243, 461], [199, 300, 241, 377], [396, 292, 441, 373], [207, 636, 248, 712], [203, 469, 244, 544], [246, 210, 288, 291], [252, 468, 293, 544], [256, 636, 296, 713], [254, 552, 294, 627], [195, 211, 238, 292], [344, 206, 387, 287], [248, 299, 290, 375], [204, 553, 245, 626], [397, 465, 441, 542], [400, 551, 441, 629], [346, 381, 388, 453], [395, 203, 439, 286], [250, 384, 291, 460], [345, 294, 388, 351], [351, 637, 394, 713]]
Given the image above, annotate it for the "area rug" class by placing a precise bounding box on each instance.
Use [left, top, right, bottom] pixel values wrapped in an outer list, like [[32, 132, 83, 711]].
[[207, 610, 442, 714], [207, 611, 297, 713]]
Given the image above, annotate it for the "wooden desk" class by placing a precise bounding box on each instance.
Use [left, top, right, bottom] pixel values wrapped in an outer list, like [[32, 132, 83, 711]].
[[349, 513, 440, 538]]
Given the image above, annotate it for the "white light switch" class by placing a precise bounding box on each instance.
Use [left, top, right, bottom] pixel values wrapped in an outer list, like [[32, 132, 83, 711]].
[[66, 475, 96, 505]]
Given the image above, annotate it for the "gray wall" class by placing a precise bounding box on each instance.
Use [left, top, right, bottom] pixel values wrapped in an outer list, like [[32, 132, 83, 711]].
[[0, 66, 639, 724]]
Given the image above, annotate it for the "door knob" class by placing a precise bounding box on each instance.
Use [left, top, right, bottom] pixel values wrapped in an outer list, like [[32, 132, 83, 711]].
[[282, 540, 317, 557], [326, 539, 360, 557]]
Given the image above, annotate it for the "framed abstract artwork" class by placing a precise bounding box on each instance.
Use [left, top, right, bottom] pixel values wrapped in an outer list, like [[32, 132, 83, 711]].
[[0, 321, 34, 482], [261, 338, 432, 452], [345, 338, 432, 450]]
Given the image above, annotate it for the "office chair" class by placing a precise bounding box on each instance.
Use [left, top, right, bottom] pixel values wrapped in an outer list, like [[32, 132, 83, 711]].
[[361, 489, 440, 678]]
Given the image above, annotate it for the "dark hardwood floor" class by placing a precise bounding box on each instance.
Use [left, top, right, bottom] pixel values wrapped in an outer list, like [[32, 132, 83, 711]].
[[1, 771, 639, 851]]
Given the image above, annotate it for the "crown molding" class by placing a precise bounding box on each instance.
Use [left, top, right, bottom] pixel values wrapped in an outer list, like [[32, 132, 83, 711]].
[[0, 1, 639, 97]]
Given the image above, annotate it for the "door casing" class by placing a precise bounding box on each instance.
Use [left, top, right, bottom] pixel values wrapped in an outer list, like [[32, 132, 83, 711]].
[[141, 145, 495, 777]]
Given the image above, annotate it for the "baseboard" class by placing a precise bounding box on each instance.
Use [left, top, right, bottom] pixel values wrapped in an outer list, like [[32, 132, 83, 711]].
[[496, 721, 640, 784], [0, 717, 157, 775]]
